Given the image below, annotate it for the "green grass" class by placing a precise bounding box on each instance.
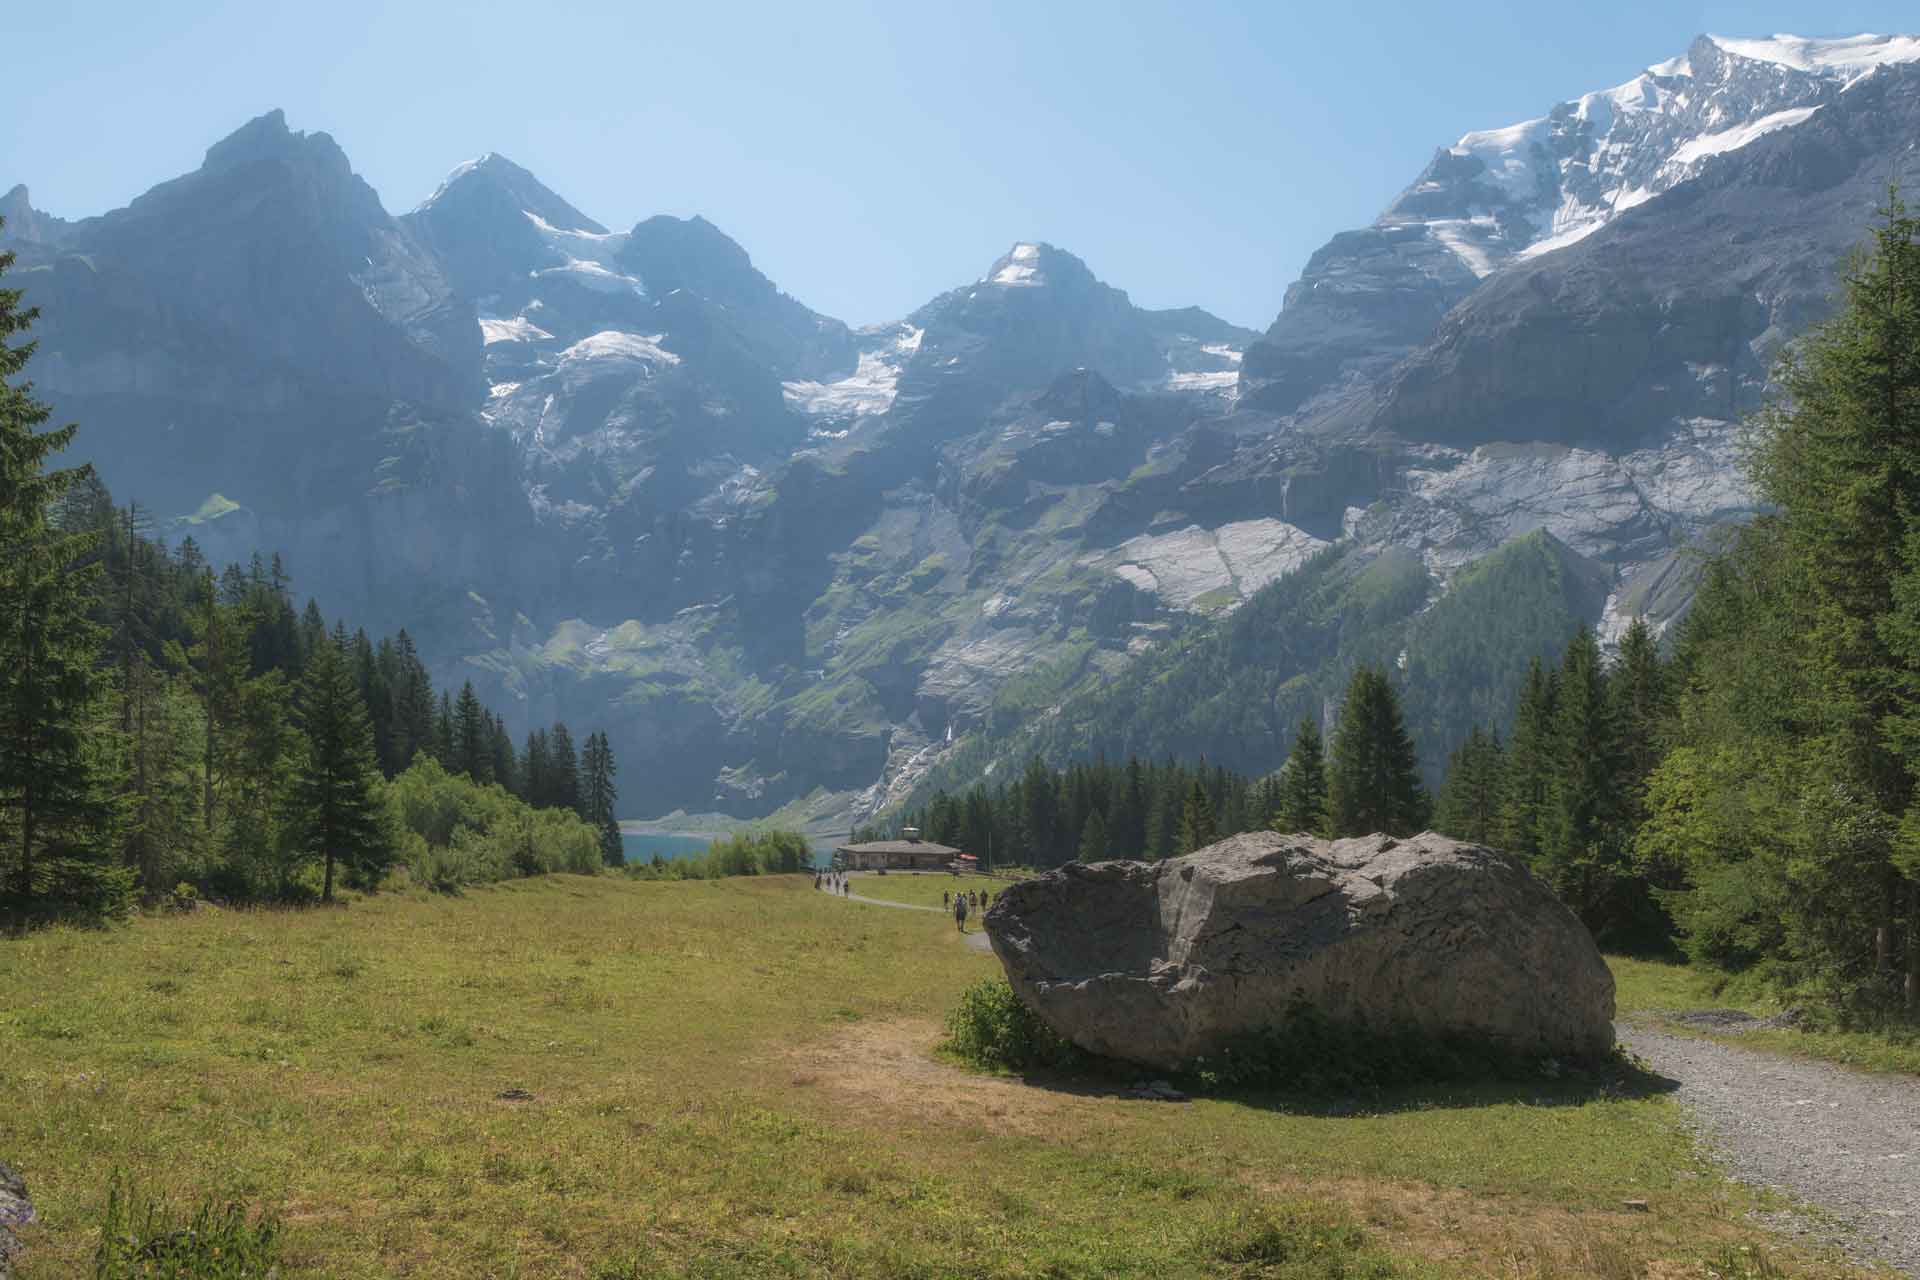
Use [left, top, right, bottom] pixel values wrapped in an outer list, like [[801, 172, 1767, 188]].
[[1609, 953, 1920, 1077], [0, 877, 1870, 1278]]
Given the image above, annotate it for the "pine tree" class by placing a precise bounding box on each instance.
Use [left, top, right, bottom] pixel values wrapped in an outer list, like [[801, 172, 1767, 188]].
[[432, 690, 455, 766], [1271, 717, 1328, 834], [1434, 726, 1505, 845], [582, 730, 622, 866], [452, 681, 490, 784], [1176, 780, 1218, 854], [1325, 667, 1427, 837], [1113, 757, 1148, 858], [292, 634, 389, 902], [388, 630, 434, 773], [548, 722, 580, 813], [489, 715, 517, 796], [1610, 617, 1669, 827], [1499, 658, 1557, 856], [1077, 807, 1109, 863], [523, 728, 551, 807], [1015, 756, 1054, 865], [1538, 625, 1626, 930], [0, 222, 131, 921]]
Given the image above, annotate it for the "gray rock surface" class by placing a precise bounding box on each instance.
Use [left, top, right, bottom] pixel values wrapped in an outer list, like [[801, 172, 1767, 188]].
[[0, 1158, 32, 1279], [984, 830, 1614, 1071]]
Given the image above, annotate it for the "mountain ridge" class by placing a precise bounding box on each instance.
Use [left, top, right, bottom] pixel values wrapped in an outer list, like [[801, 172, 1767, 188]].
[[5, 32, 1914, 825]]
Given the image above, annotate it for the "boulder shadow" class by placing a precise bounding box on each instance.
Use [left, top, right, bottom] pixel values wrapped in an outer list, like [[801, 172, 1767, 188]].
[[998, 1050, 1679, 1116]]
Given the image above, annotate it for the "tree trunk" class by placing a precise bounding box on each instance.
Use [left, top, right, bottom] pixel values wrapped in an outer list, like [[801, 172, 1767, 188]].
[[1907, 881, 1919, 1017], [1877, 871, 1897, 977], [15, 615, 36, 900]]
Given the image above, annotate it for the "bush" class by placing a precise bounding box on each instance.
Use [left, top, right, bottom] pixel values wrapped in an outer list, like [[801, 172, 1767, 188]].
[[92, 1172, 282, 1279], [385, 758, 604, 891], [944, 978, 1080, 1072], [622, 829, 813, 881]]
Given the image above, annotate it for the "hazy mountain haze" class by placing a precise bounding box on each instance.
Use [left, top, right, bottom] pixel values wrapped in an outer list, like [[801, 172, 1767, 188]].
[[6, 0, 1917, 327]]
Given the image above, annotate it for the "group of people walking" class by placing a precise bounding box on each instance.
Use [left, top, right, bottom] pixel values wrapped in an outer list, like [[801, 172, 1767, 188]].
[[946, 888, 994, 932], [811, 871, 998, 932]]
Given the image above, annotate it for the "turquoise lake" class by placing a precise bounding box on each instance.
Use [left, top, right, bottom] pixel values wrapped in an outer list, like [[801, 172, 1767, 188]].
[[619, 832, 714, 863], [620, 832, 838, 868]]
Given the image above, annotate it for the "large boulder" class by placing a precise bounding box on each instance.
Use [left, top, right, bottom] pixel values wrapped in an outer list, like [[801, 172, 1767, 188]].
[[983, 831, 1614, 1071]]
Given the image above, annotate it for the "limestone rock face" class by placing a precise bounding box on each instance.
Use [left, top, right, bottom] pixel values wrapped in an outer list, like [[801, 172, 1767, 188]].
[[983, 831, 1615, 1071]]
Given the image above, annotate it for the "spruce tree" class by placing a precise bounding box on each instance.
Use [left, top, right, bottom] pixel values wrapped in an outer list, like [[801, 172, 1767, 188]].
[[1539, 625, 1626, 930], [1271, 717, 1328, 834], [1499, 658, 1557, 856], [548, 721, 581, 813], [523, 728, 552, 807], [1176, 780, 1218, 854], [1077, 807, 1109, 863], [1610, 617, 1669, 827], [489, 715, 518, 795], [389, 630, 434, 772], [0, 221, 130, 921], [1434, 726, 1504, 845], [432, 690, 455, 766], [452, 681, 489, 783], [1325, 667, 1427, 837], [292, 634, 389, 902], [582, 730, 622, 866]]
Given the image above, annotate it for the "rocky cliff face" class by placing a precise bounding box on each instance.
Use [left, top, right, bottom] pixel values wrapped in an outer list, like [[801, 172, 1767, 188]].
[[7, 35, 1916, 823]]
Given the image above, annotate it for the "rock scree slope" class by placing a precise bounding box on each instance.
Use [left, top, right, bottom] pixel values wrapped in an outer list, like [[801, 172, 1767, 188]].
[[983, 830, 1615, 1071]]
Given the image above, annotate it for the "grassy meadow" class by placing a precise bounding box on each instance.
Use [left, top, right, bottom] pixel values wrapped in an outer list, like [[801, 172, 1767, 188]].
[[0, 874, 1872, 1278], [1610, 953, 1920, 1077], [844, 872, 1007, 911]]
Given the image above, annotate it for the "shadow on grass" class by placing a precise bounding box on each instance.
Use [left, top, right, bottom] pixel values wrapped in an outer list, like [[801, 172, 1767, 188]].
[[991, 1047, 1679, 1116]]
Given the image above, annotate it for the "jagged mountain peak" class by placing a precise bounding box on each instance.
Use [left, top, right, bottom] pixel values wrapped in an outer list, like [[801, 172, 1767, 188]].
[[620, 214, 759, 298], [1377, 30, 1920, 277], [1693, 32, 1920, 78], [415, 152, 606, 235], [201, 108, 352, 181], [978, 240, 1102, 293]]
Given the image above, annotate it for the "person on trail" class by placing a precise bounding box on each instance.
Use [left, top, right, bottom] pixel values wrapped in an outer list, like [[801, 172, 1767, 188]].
[[954, 893, 969, 932]]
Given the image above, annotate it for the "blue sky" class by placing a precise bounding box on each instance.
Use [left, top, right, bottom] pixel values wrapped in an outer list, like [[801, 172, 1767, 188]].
[[5, 1, 1917, 328]]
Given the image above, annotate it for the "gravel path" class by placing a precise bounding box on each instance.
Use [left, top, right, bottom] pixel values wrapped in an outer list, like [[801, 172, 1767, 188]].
[[1619, 1023, 1920, 1275], [814, 878, 995, 951]]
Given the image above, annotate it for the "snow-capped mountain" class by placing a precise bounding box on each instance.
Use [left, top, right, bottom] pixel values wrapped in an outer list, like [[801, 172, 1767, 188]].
[[5, 34, 1917, 825], [1394, 33, 1920, 274], [1242, 32, 1920, 415]]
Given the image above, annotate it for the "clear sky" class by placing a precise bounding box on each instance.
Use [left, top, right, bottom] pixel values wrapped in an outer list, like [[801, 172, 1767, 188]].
[[5, 1, 1917, 329]]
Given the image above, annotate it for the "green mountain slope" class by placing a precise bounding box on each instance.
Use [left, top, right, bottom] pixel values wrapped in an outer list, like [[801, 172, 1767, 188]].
[[903, 530, 1611, 808]]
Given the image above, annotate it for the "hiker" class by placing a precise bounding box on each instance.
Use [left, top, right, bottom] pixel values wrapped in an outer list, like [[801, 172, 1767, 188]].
[[954, 893, 969, 932]]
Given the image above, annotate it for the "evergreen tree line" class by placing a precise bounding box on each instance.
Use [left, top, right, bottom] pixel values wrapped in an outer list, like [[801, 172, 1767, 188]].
[[1426, 620, 1669, 946], [0, 226, 622, 923], [1429, 200, 1920, 1022], [890, 754, 1263, 868], [888, 660, 1433, 868]]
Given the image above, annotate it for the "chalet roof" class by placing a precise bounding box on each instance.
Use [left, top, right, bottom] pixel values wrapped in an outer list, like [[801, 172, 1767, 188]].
[[835, 839, 963, 856]]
